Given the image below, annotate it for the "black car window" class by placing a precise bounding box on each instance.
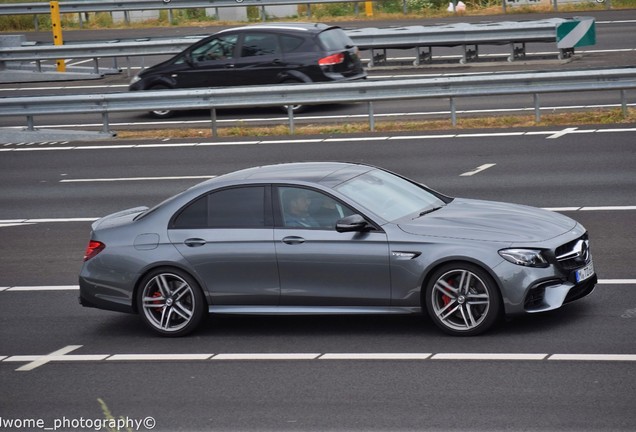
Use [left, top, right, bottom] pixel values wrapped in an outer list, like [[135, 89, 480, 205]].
[[241, 33, 281, 57], [280, 34, 305, 53], [318, 28, 353, 51], [173, 186, 266, 229], [190, 34, 238, 63], [277, 186, 355, 230]]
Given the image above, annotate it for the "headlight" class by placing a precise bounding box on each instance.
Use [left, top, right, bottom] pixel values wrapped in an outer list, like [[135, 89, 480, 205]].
[[129, 75, 141, 85], [499, 248, 548, 267]]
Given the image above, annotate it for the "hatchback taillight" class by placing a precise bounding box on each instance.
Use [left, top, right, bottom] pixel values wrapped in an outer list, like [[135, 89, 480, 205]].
[[318, 53, 345, 66], [84, 240, 105, 261]]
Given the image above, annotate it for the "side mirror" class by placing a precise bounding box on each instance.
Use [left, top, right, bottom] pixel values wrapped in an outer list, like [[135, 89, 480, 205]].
[[336, 214, 370, 233]]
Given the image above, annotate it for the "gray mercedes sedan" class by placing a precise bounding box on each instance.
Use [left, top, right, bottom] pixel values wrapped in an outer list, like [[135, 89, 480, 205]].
[[79, 162, 596, 336]]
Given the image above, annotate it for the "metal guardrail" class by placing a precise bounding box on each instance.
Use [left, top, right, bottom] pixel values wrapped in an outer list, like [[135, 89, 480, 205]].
[[0, 17, 596, 74], [1, 68, 633, 136], [1, 0, 366, 16]]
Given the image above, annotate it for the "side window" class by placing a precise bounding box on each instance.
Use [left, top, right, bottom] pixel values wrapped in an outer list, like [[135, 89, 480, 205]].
[[280, 35, 305, 53], [241, 33, 281, 57], [191, 34, 238, 62], [173, 187, 266, 229], [278, 187, 354, 230]]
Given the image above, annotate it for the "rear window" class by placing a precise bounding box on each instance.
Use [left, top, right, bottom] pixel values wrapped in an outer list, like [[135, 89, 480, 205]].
[[318, 28, 354, 51]]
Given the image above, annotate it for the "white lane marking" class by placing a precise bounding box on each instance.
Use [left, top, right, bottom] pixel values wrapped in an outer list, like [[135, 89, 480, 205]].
[[8, 285, 79, 291], [0, 223, 36, 228], [108, 354, 213, 361], [432, 353, 548, 360], [320, 353, 432, 360], [460, 163, 496, 177], [580, 206, 636, 211], [10, 345, 82, 371], [4, 346, 636, 372], [547, 127, 585, 139], [212, 353, 321, 360], [60, 175, 216, 183], [600, 279, 636, 285], [0, 218, 98, 227], [549, 354, 636, 361]]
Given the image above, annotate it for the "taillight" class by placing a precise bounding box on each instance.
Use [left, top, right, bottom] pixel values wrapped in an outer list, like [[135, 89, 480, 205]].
[[84, 240, 105, 261], [318, 53, 345, 66]]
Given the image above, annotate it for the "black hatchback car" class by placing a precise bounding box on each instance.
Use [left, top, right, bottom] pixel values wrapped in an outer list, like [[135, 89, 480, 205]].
[[129, 23, 366, 117]]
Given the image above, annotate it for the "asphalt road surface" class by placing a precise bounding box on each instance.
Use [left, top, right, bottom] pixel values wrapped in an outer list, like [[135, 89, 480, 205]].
[[1, 126, 635, 431]]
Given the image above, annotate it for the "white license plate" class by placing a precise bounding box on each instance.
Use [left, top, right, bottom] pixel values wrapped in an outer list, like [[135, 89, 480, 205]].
[[575, 260, 595, 283]]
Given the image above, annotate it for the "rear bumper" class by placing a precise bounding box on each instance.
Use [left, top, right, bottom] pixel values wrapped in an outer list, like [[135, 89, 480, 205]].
[[78, 277, 135, 314]]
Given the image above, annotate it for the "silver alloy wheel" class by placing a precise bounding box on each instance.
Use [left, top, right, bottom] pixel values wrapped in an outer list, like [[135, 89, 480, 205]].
[[141, 273, 197, 333], [430, 269, 491, 332], [150, 109, 173, 118]]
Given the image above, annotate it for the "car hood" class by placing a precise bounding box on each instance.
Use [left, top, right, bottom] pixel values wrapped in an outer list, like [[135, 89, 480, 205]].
[[397, 198, 577, 243]]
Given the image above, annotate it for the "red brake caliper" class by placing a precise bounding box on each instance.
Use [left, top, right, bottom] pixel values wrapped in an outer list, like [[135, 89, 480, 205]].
[[152, 291, 164, 315], [442, 278, 454, 306]]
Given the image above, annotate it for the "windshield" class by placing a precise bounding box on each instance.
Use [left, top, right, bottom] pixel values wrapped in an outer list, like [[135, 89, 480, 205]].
[[334, 169, 446, 222]]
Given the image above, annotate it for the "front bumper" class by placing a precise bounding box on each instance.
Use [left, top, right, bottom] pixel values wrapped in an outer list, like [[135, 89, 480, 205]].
[[523, 274, 597, 313]]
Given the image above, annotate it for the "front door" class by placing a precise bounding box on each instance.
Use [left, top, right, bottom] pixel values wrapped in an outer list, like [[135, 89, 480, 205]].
[[274, 186, 391, 306]]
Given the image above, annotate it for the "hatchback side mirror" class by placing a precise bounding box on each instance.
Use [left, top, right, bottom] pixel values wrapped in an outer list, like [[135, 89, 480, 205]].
[[336, 214, 370, 233]]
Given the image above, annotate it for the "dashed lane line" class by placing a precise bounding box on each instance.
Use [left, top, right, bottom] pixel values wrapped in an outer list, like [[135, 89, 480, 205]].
[[3, 345, 636, 371]]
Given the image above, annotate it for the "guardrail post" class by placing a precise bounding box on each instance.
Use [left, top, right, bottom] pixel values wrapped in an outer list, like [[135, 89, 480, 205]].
[[27, 115, 35, 131], [450, 97, 457, 127], [534, 94, 541, 122], [287, 106, 295, 135], [93, 57, 99, 74], [50, 1, 65, 72], [621, 90, 627, 117], [211, 108, 218, 137], [368, 101, 375, 132], [101, 113, 110, 134]]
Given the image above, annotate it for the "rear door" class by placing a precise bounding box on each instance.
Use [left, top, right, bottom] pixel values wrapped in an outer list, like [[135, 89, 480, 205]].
[[229, 31, 288, 84], [168, 185, 280, 305]]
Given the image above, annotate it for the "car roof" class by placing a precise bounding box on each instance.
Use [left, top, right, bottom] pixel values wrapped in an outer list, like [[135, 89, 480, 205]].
[[200, 162, 375, 189], [217, 22, 336, 35]]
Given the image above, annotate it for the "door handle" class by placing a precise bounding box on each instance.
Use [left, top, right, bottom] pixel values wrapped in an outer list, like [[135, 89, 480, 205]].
[[184, 238, 206, 247], [282, 236, 305, 245]]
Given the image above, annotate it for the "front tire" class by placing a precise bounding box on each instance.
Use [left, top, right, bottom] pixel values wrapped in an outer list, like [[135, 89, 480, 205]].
[[425, 263, 501, 336], [147, 85, 175, 118], [137, 268, 206, 337]]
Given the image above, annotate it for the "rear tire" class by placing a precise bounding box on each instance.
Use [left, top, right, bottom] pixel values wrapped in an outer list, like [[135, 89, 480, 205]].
[[425, 263, 501, 336], [280, 79, 306, 114], [137, 268, 206, 337]]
